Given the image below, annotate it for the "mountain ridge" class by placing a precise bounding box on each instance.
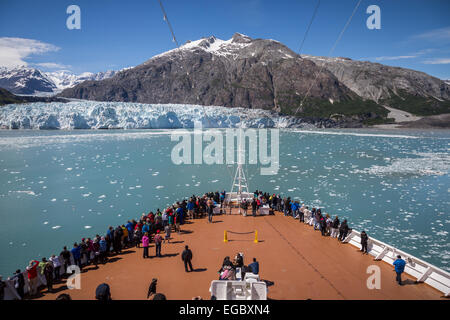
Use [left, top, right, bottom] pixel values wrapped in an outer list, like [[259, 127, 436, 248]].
[[2, 33, 449, 127], [58, 33, 450, 125], [59, 33, 393, 125], [0, 66, 130, 95]]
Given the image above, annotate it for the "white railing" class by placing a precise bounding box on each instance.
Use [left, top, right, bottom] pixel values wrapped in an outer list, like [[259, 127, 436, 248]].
[[343, 229, 450, 297], [225, 192, 254, 203]]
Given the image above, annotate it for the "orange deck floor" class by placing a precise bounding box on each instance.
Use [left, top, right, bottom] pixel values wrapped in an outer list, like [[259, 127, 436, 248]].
[[36, 209, 443, 300]]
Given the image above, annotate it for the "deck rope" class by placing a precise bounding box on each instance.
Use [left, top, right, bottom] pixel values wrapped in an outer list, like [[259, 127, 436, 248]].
[[226, 230, 255, 235]]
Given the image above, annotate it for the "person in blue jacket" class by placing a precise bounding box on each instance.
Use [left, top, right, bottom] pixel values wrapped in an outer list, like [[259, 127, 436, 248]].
[[187, 199, 195, 219], [126, 220, 134, 243], [248, 258, 259, 275], [291, 201, 299, 219], [71, 243, 82, 268], [142, 222, 150, 235], [393, 255, 406, 285], [176, 205, 184, 225]]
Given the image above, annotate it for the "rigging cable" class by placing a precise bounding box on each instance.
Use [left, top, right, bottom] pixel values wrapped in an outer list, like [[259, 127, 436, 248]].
[[297, 0, 321, 56], [293, 0, 363, 116], [157, 0, 213, 128]]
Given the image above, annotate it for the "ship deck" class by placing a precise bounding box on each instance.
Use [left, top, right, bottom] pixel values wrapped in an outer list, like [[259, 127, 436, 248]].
[[37, 209, 443, 300]]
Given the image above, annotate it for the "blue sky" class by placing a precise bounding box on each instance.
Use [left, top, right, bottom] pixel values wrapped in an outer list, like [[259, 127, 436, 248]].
[[0, 0, 449, 79]]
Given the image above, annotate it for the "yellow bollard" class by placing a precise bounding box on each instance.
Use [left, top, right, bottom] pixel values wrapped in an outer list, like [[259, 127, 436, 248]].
[[224, 230, 228, 243], [254, 230, 258, 243]]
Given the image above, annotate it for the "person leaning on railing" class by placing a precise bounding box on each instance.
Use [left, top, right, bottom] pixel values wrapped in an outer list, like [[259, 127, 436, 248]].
[[10, 270, 25, 300], [393, 255, 406, 285], [0, 275, 5, 300], [338, 219, 349, 241], [360, 231, 369, 254], [331, 216, 340, 238], [26, 260, 39, 297]]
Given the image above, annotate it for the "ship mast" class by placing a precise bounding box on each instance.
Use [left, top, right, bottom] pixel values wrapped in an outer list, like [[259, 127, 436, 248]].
[[230, 126, 250, 214]]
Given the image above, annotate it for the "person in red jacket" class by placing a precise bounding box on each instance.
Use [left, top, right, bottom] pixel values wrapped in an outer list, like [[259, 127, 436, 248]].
[[154, 230, 163, 257], [26, 260, 39, 297], [148, 212, 155, 224]]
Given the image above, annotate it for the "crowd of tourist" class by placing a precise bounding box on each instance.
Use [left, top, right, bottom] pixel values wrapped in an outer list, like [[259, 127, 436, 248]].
[[0, 188, 383, 300], [1, 191, 226, 300], [246, 190, 369, 253]]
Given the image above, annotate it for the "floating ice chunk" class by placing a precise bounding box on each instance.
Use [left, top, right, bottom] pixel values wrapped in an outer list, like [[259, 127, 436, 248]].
[[52, 226, 61, 229], [11, 190, 36, 196]]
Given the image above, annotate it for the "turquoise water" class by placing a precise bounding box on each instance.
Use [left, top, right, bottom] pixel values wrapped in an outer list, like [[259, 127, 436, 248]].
[[0, 129, 449, 276]]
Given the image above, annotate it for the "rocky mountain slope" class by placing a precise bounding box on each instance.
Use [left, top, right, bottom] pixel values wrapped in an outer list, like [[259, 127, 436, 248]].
[[53, 33, 448, 126], [303, 55, 450, 116], [0, 88, 67, 106], [59, 33, 387, 125]]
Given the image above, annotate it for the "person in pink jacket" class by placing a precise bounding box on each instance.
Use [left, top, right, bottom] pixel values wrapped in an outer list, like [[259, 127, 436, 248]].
[[142, 232, 149, 259]]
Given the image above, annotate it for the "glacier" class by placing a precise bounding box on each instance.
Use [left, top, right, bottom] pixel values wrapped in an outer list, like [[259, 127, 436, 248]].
[[0, 100, 312, 130]]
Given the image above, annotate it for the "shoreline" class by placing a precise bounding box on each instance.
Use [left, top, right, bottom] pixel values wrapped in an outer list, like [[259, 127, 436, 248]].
[[0, 126, 449, 131]]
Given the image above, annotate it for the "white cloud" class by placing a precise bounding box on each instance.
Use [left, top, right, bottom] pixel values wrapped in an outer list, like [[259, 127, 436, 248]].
[[373, 55, 417, 61], [34, 62, 71, 70], [413, 26, 450, 42], [423, 58, 450, 65], [0, 37, 60, 68], [360, 49, 436, 62]]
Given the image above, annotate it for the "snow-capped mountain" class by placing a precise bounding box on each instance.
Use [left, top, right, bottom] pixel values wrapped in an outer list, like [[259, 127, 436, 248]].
[[149, 33, 254, 61], [0, 66, 56, 94], [45, 69, 123, 91], [0, 66, 129, 95], [61, 33, 369, 116], [60, 32, 450, 121]]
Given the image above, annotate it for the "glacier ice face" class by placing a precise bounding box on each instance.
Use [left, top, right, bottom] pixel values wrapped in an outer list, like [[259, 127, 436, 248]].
[[0, 100, 312, 130]]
